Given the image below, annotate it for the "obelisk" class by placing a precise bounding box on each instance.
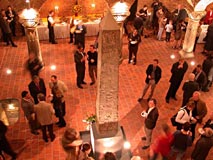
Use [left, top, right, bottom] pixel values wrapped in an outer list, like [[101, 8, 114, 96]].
[[96, 10, 121, 135]]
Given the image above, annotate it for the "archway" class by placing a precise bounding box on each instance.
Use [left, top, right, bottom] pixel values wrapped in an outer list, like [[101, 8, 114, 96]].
[[195, 0, 213, 11]]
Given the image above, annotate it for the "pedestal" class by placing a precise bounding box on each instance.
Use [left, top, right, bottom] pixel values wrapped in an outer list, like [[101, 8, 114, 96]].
[[25, 27, 42, 61], [179, 11, 206, 58]]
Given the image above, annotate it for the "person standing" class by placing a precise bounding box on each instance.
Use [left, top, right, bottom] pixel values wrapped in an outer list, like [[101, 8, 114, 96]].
[[0, 9, 17, 47], [47, 10, 57, 44], [141, 98, 159, 149], [128, 29, 141, 65], [149, 124, 173, 160], [191, 127, 213, 160], [202, 22, 213, 55], [189, 91, 207, 141], [204, 7, 213, 24], [5, 5, 17, 37], [74, 20, 87, 49], [165, 20, 173, 42], [21, 91, 39, 135], [34, 93, 55, 142], [28, 75, 46, 104], [170, 122, 192, 160], [192, 64, 207, 91], [165, 58, 188, 103], [138, 59, 162, 102], [49, 75, 68, 96], [74, 45, 86, 89], [181, 73, 199, 107], [25, 52, 43, 78], [87, 45, 97, 85], [0, 121, 17, 160]]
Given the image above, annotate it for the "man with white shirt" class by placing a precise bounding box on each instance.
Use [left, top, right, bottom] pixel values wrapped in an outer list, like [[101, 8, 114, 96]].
[[141, 98, 159, 149], [47, 10, 57, 44]]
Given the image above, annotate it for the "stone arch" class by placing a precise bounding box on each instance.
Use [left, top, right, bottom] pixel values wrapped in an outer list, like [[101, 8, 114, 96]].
[[195, 0, 213, 11]]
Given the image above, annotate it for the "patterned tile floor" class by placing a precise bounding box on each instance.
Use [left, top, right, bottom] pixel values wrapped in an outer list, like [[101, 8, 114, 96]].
[[0, 33, 212, 160]]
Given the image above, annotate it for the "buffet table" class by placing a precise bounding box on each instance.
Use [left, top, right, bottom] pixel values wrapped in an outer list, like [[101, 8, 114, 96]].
[[37, 21, 100, 41], [198, 24, 209, 43]]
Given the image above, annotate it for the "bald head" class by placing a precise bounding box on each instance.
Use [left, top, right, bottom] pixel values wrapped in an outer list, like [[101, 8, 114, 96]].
[[192, 91, 200, 101], [188, 73, 195, 81]]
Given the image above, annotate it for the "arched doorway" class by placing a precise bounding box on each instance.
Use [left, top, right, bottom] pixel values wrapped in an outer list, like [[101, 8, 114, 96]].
[[195, 0, 213, 11]]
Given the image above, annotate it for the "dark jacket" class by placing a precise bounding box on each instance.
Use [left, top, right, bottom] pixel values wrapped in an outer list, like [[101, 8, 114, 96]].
[[145, 64, 162, 84], [202, 57, 213, 77], [192, 69, 207, 90], [170, 61, 188, 85], [28, 78, 46, 104], [182, 80, 199, 106], [0, 15, 11, 33], [145, 107, 159, 129], [191, 136, 213, 160]]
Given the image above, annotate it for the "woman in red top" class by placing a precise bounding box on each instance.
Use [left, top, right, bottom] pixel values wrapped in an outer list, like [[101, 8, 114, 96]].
[[149, 124, 174, 160]]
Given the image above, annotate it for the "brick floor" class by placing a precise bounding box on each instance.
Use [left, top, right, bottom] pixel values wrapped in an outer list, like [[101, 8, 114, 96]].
[[0, 33, 212, 160]]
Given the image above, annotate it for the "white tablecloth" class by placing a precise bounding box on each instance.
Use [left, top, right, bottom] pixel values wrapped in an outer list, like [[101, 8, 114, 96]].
[[198, 24, 209, 43], [37, 21, 100, 41]]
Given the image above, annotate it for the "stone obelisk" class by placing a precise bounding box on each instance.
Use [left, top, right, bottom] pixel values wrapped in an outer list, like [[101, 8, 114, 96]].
[[96, 10, 121, 135]]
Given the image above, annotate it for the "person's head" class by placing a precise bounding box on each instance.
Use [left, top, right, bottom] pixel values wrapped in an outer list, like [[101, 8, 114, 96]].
[[32, 75, 40, 84], [51, 75, 57, 83], [196, 64, 202, 72], [21, 91, 30, 99], [104, 152, 116, 160], [203, 128, 213, 137], [89, 45, 95, 52], [77, 44, 84, 52], [63, 128, 79, 142], [153, 59, 159, 67], [148, 98, 157, 108], [81, 143, 91, 154], [49, 10, 54, 16], [161, 123, 170, 134], [37, 93, 45, 101], [192, 91, 200, 101], [169, 20, 173, 24], [143, 5, 148, 10], [7, 5, 12, 11], [177, 4, 182, 10], [182, 122, 191, 131], [188, 73, 195, 81], [179, 57, 184, 63], [133, 29, 138, 35], [1, 9, 5, 16], [186, 100, 195, 110]]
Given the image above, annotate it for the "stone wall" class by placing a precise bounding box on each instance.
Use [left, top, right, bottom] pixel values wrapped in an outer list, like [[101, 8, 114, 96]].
[[0, 0, 201, 17]]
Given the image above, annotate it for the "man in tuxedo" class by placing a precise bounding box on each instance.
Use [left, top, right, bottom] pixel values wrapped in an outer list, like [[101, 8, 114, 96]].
[[28, 75, 46, 104], [74, 20, 87, 49], [47, 10, 57, 44]]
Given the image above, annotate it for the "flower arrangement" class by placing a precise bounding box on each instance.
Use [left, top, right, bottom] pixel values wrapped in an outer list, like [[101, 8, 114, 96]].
[[72, 4, 82, 13], [82, 114, 96, 124]]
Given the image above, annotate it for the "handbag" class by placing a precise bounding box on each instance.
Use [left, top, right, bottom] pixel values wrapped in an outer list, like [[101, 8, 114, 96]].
[[170, 107, 185, 126]]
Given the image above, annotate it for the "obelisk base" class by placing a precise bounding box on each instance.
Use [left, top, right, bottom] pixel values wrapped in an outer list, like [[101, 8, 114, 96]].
[[179, 49, 195, 58]]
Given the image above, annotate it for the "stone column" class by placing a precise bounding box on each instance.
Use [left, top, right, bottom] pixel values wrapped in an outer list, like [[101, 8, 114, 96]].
[[24, 27, 42, 61], [179, 11, 206, 58], [19, 8, 42, 62], [96, 10, 121, 136]]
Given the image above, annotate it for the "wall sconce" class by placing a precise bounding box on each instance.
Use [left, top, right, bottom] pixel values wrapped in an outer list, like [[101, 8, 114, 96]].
[[91, 0, 96, 8], [0, 98, 20, 126], [55, 6, 59, 13]]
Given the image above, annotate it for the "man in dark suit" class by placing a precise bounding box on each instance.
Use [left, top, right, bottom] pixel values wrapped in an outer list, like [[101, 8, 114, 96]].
[[141, 98, 159, 149], [182, 73, 199, 107], [193, 64, 207, 91], [0, 9, 17, 47], [165, 58, 188, 103], [74, 45, 86, 89], [138, 59, 162, 102], [5, 5, 16, 37], [28, 75, 46, 104]]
